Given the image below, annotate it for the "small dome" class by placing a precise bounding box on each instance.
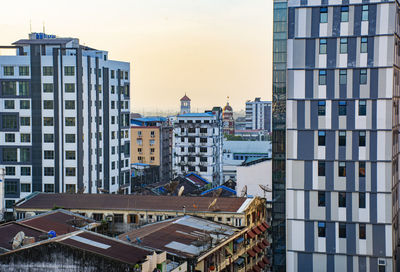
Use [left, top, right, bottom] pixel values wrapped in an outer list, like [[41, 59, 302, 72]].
[[223, 102, 232, 112]]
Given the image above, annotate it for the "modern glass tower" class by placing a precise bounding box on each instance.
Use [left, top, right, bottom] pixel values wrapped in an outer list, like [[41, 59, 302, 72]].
[[273, 0, 400, 271], [272, 0, 288, 271]]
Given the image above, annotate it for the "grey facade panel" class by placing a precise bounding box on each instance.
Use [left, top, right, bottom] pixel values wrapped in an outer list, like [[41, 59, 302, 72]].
[[370, 192, 377, 224], [353, 5, 362, 36], [298, 131, 314, 160], [298, 253, 312, 271], [368, 4, 377, 36], [30, 44, 42, 193], [326, 190, 331, 220], [326, 131, 335, 161], [311, 8, 320, 38], [304, 160, 312, 190], [373, 224, 386, 257], [297, 101, 305, 129], [347, 256, 353, 272], [327, 254, 334, 272], [370, 68, 378, 99], [346, 101, 355, 130], [288, 8, 295, 39], [370, 131, 377, 161], [327, 70, 335, 99], [305, 221, 314, 252], [304, 190, 310, 219], [305, 39, 315, 68], [352, 69, 360, 98], [331, 101, 338, 129], [347, 223, 356, 254], [103, 68, 110, 192], [327, 38, 337, 68], [367, 37, 375, 66], [348, 37, 357, 68], [359, 256, 367, 271], [326, 222, 335, 254], [346, 192, 353, 221], [332, 7, 341, 37], [87, 57, 92, 193], [325, 161, 334, 191], [346, 162, 355, 192]]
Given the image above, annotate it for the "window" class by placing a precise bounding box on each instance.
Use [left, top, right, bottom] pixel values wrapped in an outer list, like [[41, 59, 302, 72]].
[[340, 38, 348, 54], [114, 214, 124, 223], [2, 81, 16, 95], [3, 148, 17, 162], [200, 128, 208, 133], [4, 66, 14, 76], [320, 7, 328, 23], [44, 167, 54, 176], [341, 6, 349, 22], [150, 139, 155, 146], [318, 161, 326, 176], [137, 139, 142, 146], [2, 115, 18, 129], [359, 224, 366, 239], [6, 166, 15, 175], [43, 100, 54, 109], [360, 69, 367, 84], [150, 148, 155, 154], [112, 162, 115, 170], [64, 66, 75, 76], [4, 100, 14, 109], [65, 134, 75, 143], [359, 100, 367, 116], [44, 184, 54, 192], [44, 150, 54, 160], [318, 101, 326, 116], [65, 83, 75, 93], [5, 181, 18, 195], [318, 191, 325, 207], [65, 100, 75, 109], [43, 83, 53, 93], [339, 101, 347, 116], [111, 86, 115, 94], [43, 66, 53, 76], [20, 133, 30, 143], [362, 5, 369, 21], [125, 71, 128, 80], [339, 192, 346, 207], [5, 133, 15, 143], [359, 131, 366, 146], [319, 70, 327, 85], [43, 117, 54, 126], [19, 66, 29, 76], [21, 167, 31, 176], [339, 70, 347, 84], [150, 131, 155, 137], [65, 151, 76, 160], [111, 70, 115, 79], [359, 192, 366, 208], [44, 134, 54, 143], [66, 167, 76, 176], [318, 131, 326, 146], [339, 131, 346, 146], [19, 82, 29, 96], [20, 100, 30, 109], [150, 156, 155, 162], [66, 184, 76, 193], [318, 222, 326, 237], [361, 37, 368, 53], [200, 147, 207, 153], [339, 162, 346, 177], [319, 39, 327, 54], [65, 117, 75, 126], [359, 161, 366, 177], [339, 223, 346, 238], [21, 183, 31, 193]]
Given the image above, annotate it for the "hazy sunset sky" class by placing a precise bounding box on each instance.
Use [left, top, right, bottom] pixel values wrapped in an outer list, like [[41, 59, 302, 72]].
[[0, 0, 273, 113]]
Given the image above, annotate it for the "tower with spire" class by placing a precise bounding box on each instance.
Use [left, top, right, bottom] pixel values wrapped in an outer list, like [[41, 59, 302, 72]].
[[180, 93, 191, 114], [222, 98, 234, 135]]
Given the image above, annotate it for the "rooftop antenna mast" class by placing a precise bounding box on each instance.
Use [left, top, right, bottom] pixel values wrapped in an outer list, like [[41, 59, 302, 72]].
[[29, 19, 32, 33], [43, 21, 45, 33]]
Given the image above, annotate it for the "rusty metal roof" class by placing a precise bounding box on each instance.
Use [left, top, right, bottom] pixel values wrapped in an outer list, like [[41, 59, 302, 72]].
[[16, 193, 250, 213], [60, 231, 153, 265], [0, 222, 44, 251], [119, 216, 238, 259], [18, 209, 97, 235]]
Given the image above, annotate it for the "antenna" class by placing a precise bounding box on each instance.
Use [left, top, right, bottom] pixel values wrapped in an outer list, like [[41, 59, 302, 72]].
[[43, 21, 45, 33], [240, 185, 247, 197], [259, 184, 272, 199], [29, 19, 32, 33]]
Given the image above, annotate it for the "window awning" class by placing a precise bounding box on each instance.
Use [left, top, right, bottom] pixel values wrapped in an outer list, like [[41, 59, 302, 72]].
[[252, 265, 261, 272], [258, 261, 266, 269], [262, 238, 270, 247], [262, 222, 270, 229], [252, 226, 261, 235], [257, 242, 266, 250], [247, 230, 256, 239], [247, 249, 256, 257], [258, 223, 267, 232], [253, 245, 261, 253], [263, 256, 270, 265]]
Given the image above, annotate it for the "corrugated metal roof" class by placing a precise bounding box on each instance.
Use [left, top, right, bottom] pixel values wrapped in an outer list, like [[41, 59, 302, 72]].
[[223, 141, 271, 154], [177, 113, 213, 117], [0, 222, 44, 251], [17, 193, 250, 213]]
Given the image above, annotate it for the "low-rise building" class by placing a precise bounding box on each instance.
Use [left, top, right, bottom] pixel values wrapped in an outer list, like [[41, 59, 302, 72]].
[[131, 117, 172, 184], [14, 193, 266, 230], [120, 215, 270, 272]]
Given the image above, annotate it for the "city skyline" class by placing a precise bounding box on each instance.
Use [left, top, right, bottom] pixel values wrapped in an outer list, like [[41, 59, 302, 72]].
[[0, 0, 273, 112]]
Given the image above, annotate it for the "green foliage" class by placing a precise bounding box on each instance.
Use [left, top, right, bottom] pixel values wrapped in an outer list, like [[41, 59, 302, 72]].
[[52, 205, 64, 210], [224, 134, 244, 141]]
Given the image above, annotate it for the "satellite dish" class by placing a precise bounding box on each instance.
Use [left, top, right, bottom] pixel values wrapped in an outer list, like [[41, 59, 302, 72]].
[[12, 231, 25, 249], [240, 185, 247, 197], [178, 186, 185, 196], [259, 184, 272, 192], [208, 198, 217, 210]]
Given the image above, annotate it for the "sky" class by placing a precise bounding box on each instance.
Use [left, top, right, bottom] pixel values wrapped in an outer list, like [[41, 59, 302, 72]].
[[0, 0, 273, 114]]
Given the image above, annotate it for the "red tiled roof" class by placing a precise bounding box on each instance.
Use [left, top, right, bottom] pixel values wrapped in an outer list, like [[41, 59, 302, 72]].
[[253, 265, 261, 272], [262, 238, 270, 247], [17, 193, 248, 213], [262, 222, 270, 229], [258, 260, 266, 269], [257, 242, 266, 250], [252, 226, 261, 235], [258, 223, 266, 232], [263, 256, 270, 265]]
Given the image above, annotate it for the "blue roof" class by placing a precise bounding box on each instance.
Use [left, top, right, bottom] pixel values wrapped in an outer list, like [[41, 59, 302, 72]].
[[131, 163, 150, 166], [178, 113, 214, 117], [131, 117, 167, 126], [200, 185, 236, 196]]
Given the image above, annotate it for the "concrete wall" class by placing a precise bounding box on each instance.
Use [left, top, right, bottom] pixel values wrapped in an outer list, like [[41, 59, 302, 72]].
[[236, 160, 272, 200]]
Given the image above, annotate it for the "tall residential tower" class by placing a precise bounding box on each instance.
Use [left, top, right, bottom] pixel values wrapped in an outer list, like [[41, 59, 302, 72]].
[[0, 33, 131, 218]]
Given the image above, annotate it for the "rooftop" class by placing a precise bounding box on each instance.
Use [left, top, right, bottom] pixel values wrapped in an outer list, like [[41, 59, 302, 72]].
[[177, 112, 214, 118], [0, 222, 44, 252], [16, 193, 253, 214], [119, 215, 238, 258], [223, 141, 271, 154]]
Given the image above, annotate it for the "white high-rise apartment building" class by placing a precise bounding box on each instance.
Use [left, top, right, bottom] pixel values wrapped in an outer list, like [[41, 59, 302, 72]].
[[173, 109, 223, 185], [245, 97, 272, 132], [0, 33, 131, 218]]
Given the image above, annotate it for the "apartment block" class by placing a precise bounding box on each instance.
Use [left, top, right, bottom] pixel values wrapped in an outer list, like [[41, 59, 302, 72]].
[[130, 117, 172, 183], [245, 97, 272, 132], [172, 109, 223, 185], [271, 0, 400, 271], [0, 33, 131, 217]]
